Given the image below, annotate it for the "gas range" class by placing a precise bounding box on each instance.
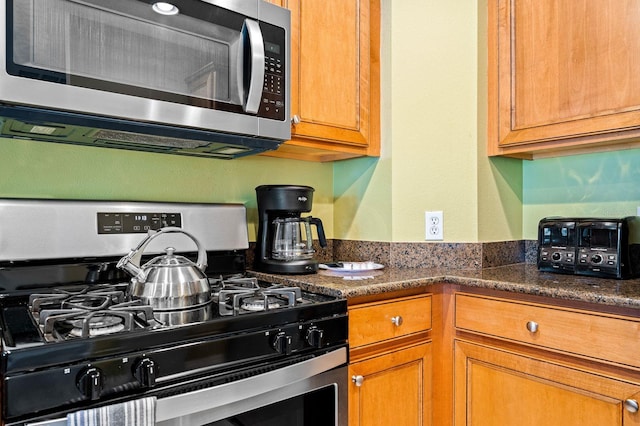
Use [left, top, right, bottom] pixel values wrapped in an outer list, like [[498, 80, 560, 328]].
[[7, 276, 329, 346], [0, 199, 347, 426]]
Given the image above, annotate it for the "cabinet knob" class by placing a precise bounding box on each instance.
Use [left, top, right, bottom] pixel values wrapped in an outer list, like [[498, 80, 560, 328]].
[[526, 321, 539, 333], [291, 115, 301, 125], [352, 375, 364, 387], [391, 316, 403, 326], [625, 399, 639, 413]]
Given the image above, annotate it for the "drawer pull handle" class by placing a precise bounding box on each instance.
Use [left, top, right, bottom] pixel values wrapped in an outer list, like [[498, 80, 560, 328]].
[[352, 375, 364, 387], [391, 316, 403, 326], [625, 399, 639, 413], [526, 321, 539, 333]]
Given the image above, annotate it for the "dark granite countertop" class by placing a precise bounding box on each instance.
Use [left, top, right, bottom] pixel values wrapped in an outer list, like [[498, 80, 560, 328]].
[[250, 263, 640, 312]]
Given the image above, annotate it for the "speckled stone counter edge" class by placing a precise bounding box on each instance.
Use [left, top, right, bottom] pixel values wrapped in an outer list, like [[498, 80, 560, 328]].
[[251, 263, 640, 312]]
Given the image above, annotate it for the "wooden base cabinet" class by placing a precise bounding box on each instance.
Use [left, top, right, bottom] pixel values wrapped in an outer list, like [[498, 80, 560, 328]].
[[452, 292, 640, 426], [348, 294, 433, 426], [345, 288, 640, 425], [454, 340, 640, 426], [349, 343, 432, 426]]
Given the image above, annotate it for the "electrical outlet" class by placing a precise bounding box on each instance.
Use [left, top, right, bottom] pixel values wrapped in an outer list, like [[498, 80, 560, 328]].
[[425, 211, 444, 241]]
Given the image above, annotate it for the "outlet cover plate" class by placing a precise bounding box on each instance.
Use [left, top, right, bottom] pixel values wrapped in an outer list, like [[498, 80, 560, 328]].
[[425, 211, 443, 241]]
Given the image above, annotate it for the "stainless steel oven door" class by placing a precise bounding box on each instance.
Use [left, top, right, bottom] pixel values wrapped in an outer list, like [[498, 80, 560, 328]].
[[24, 347, 347, 426], [155, 347, 347, 426]]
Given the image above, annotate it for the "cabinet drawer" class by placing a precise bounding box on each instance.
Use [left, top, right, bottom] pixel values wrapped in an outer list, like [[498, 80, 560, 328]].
[[349, 295, 432, 348], [455, 293, 640, 368]]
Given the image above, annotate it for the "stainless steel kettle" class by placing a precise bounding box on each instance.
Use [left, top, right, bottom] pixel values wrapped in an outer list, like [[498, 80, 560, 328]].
[[116, 227, 210, 310]]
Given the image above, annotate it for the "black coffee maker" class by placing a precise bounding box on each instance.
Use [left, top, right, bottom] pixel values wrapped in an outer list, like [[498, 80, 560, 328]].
[[255, 185, 327, 274]]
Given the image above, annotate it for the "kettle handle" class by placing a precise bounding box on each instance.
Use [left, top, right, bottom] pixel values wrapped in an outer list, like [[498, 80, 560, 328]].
[[309, 218, 327, 248], [117, 227, 208, 280]]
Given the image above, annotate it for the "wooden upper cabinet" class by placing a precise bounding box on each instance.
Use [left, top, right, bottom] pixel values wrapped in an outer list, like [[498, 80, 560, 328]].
[[262, 0, 380, 162], [488, 0, 640, 159]]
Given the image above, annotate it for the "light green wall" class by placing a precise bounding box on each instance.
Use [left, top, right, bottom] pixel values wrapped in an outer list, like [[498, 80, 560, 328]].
[[333, 0, 393, 242], [476, 0, 523, 242], [522, 149, 640, 240], [0, 138, 334, 241], [333, 0, 522, 243], [390, 0, 479, 242], [5, 2, 635, 245], [0, 0, 522, 245]]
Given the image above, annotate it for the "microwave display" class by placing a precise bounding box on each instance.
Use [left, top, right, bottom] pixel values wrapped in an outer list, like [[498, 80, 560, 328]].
[[265, 41, 281, 55]]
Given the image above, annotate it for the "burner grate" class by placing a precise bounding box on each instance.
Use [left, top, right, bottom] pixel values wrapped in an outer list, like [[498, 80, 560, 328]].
[[28, 284, 157, 341], [216, 278, 306, 316], [29, 284, 128, 315]]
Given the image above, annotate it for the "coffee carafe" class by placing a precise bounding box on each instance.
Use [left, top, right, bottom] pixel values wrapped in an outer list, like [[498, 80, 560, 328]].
[[255, 185, 327, 274]]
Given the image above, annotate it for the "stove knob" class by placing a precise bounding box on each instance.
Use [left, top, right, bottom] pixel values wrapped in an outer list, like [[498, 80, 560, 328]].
[[77, 367, 103, 401], [306, 326, 324, 348], [272, 331, 292, 355], [134, 358, 157, 388]]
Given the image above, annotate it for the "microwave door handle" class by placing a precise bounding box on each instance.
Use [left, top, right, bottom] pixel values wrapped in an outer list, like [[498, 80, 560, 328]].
[[242, 19, 265, 114]]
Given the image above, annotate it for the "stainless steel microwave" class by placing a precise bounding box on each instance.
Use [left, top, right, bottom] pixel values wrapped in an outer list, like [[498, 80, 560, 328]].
[[0, 0, 290, 158]]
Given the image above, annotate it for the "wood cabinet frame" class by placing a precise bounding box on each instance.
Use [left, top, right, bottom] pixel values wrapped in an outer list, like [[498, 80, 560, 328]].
[[352, 285, 640, 426], [488, 0, 640, 159], [263, 0, 380, 162]]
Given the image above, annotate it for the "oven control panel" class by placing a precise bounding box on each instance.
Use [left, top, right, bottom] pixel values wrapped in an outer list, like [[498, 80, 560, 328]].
[[97, 212, 182, 234]]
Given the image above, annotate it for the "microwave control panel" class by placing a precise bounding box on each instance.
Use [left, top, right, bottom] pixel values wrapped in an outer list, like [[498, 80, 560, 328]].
[[259, 22, 286, 121]]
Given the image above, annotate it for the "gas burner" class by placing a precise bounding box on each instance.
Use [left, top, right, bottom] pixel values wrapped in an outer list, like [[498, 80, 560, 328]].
[[32, 287, 158, 341], [217, 281, 306, 316], [68, 313, 126, 337], [41, 310, 133, 341], [240, 296, 282, 312]]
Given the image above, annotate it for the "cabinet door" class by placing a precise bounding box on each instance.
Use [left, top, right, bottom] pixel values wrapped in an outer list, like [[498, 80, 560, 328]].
[[488, 0, 640, 158], [454, 340, 640, 426], [349, 343, 432, 426], [263, 0, 380, 162]]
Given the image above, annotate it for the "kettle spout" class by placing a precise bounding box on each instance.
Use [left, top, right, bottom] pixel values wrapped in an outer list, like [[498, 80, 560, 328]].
[[116, 249, 146, 281]]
